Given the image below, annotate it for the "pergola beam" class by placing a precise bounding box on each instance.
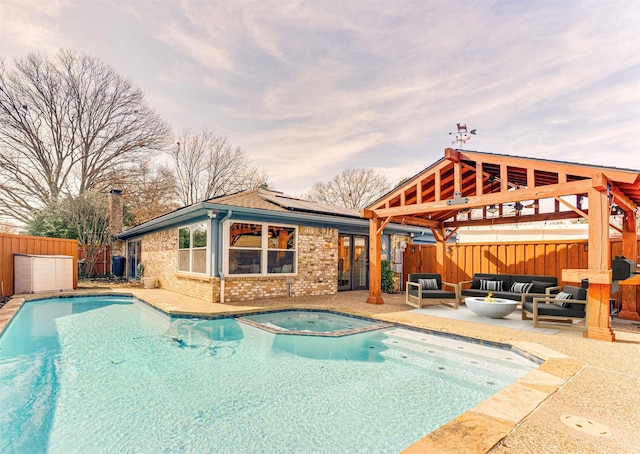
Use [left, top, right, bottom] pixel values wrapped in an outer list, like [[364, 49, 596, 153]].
[[373, 179, 592, 218]]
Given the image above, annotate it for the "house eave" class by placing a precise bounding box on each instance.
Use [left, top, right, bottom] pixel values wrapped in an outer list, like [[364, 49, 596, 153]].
[[115, 202, 432, 240]]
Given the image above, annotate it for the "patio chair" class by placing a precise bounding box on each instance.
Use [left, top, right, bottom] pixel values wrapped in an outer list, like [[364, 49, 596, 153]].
[[522, 284, 587, 331], [406, 273, 459, 309]]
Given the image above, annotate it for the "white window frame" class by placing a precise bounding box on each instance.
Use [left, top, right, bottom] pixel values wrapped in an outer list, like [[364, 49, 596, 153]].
[[177, 222, 209, 275], [223, 220, 298, 276]]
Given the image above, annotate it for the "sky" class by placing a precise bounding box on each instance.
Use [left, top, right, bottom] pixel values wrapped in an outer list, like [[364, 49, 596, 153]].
[[1, 0, 639, 198]]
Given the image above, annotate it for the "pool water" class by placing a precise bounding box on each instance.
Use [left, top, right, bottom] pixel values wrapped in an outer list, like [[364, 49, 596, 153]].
[[238, 310, 392, 336], [0, 296, 537, 453]]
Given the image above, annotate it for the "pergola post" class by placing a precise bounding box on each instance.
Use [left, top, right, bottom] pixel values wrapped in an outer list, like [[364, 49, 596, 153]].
[[585, 185, 615, 341], [619, 212, 639, 320], [366, 216, 384, 304], [431, 226, 447, 276]]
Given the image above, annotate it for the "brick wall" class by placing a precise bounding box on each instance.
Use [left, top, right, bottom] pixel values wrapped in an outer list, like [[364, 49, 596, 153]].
[[138, 224, 339, 303]]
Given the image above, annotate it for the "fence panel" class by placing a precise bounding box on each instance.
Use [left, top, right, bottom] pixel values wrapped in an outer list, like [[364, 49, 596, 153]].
[[0, 233, 78, 296], [78, 245, 111, 276]]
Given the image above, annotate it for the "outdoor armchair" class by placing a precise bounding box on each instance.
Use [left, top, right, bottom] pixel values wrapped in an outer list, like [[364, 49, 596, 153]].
[[406, 273, 459, 309], [522, 284, 587, 331]]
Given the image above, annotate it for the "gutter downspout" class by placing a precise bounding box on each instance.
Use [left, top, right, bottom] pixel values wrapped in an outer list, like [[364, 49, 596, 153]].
[[218, 210, 233, 303]]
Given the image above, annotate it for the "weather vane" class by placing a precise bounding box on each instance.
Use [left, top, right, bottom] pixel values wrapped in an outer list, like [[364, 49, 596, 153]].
[[449, 123, 477, 147]]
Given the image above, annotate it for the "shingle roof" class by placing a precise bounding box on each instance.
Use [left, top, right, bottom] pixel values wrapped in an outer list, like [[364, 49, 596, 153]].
[[210, 189, 289, 212], [209, 189, 360, 218]]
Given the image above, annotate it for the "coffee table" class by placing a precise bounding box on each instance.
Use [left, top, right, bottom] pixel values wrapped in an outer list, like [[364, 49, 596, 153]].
[[465, 297, 519, 319]]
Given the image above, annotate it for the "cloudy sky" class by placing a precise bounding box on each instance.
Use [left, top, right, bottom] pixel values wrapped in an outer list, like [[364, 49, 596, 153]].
[[1, 0, 639, 197]]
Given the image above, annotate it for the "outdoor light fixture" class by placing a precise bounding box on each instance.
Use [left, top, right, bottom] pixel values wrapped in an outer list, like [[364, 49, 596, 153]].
[[487, 205, 499, 214], [611, 205, 625, 216]]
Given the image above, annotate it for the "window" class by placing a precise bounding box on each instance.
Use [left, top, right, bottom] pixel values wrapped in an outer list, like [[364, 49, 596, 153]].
[[227, 222, 296, 275], [178, 222, 208, 273]]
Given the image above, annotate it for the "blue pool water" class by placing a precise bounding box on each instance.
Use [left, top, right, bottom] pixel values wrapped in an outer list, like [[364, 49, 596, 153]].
[[0, 296, 537, 453]]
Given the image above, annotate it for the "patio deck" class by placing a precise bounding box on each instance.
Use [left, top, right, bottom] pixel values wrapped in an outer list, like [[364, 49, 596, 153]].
[[2, 288, 639, 453]]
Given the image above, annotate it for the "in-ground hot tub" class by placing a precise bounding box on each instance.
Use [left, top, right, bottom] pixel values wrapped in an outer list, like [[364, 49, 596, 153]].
[[237, 310, 392, 336]]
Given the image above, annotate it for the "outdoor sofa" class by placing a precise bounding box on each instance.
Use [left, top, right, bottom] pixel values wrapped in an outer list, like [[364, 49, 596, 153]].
[[406, 273, 459, 309], [459, 273, 558, 304], [522, 284, 588, 331]]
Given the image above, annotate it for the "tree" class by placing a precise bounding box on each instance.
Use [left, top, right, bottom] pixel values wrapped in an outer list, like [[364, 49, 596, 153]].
[[25, 191, 111, 276], [395, 177, 411, 188], [65, 191, 111, 276], [304, 168, 390, 209], [111, 161, 180, 225], [24, 200, 75, 239], [172, 128, 268, 205], [0, 50, 172, 223]]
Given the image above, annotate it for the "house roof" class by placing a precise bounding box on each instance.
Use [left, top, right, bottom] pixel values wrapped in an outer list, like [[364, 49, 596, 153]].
[[117, 189, 430, 240], [211, 189, 360, 218]]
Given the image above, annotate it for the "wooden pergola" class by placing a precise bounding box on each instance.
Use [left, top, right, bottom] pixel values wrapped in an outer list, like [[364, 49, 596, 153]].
[[362, 149, 640, 341]]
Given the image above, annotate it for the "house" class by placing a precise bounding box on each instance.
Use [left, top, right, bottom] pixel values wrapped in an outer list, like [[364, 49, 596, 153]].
[[113, 189, 433, 303]]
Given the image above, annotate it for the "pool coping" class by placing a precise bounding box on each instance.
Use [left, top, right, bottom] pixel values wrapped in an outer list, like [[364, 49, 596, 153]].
[[0, 291, 584, 454]]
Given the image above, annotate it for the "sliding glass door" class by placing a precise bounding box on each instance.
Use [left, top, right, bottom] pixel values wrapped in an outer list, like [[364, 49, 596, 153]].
[[338, 234, 368, 291]]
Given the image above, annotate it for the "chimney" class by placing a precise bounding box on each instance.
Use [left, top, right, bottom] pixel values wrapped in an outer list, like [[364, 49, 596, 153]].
[[109, 189, 124, 256]]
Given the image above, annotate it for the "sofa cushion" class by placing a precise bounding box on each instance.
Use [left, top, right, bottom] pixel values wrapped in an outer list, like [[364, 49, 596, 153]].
[[530, 280, 556, 293], [408, 273, 442, 288], [523, 301, 585, 318], [461, 289, 522, 302], [408, 288, 456, 299], [561, 285, 587, 310], [510, 282, 534, 293]]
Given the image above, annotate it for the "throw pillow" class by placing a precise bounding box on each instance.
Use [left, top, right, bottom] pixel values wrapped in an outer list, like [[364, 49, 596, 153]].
[[530, 280, 554, 293], [471, 276, 489, 289], [419, 278, 438, 290], [553, 291, 572, 308], [481, 279, 503, 291], [510, 282, 534, 294]]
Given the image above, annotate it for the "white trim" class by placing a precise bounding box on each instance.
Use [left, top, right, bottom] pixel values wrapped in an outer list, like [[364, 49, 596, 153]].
[[177, 221, 210, 275], [223, 220, 298, 276]]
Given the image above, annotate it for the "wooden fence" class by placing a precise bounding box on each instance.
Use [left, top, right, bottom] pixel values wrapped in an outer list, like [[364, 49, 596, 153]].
[[403, 238, 640, 311], [78, 245, 111, 276], [0, 233, 78, 297]]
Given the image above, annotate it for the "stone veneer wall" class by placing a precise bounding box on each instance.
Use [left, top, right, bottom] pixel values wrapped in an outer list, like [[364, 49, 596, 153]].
[[138, 225, 338, 303]]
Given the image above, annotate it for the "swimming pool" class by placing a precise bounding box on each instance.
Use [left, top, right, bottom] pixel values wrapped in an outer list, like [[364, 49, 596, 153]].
[[0, 296, 537, 453]]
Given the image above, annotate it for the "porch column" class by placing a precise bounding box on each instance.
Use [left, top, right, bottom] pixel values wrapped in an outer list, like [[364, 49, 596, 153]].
[[585, 184, 615, 341], [619, 211, 639, 320], [430, 226, 447, 276], [366, 216, 384, 304]]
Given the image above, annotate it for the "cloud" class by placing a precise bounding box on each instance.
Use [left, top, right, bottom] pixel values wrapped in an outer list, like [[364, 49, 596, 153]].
[[2, 0, 639, 196], [0, 0, 72, 56]]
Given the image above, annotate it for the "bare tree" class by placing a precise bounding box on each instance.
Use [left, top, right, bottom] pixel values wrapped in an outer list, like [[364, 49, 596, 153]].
[[0, 50, 172, 223], [65, 191, 112, 276], [172, 128, 268, 205], [304, 168, 390, 209], [113, 162, 180, 225]]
